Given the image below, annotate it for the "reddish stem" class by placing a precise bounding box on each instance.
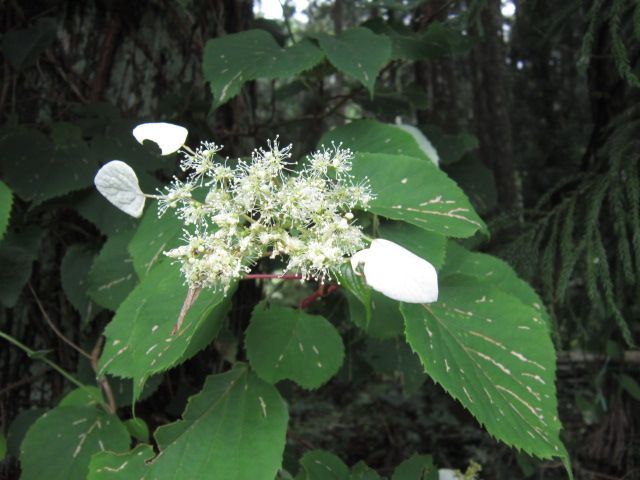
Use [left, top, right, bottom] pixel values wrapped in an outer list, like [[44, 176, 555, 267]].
[[299, 284, 339, 309]]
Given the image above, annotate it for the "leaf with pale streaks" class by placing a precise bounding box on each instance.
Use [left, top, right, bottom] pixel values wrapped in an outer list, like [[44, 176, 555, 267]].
[[87, 230, 138, 311], [88, 444, 154, 479], [402, 275, 566, 459], [245, 303, 344, 389], [203, 30, 323, 108], [128, 202, 183, 277], [297, 450, 349, 480], [98, 260, 233, 399], [144, 366, 288, 480], [20, 396, 130, 480], [319, 119, 433, 163], [442, 242, 550, 326], [350, 153, 486, 238]]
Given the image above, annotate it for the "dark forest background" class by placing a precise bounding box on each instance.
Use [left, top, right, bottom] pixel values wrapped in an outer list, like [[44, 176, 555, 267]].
[[1, 0, 639, 478]]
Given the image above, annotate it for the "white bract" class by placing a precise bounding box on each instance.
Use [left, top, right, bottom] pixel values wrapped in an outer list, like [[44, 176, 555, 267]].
[[132, 122, 188, 155], [438, 469, 461, 480], [94, 160, 145, 218], [350, 238, 438, 303], [395, 123, 440, 166]]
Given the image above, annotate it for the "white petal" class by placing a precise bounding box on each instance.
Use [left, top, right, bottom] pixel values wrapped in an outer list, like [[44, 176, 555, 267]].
[[438, 469, 461, 480], [351, 239, 438, 303], [94, 160, 145, 218], [395, 124, 440, 166], [132, 122, 188, 155]]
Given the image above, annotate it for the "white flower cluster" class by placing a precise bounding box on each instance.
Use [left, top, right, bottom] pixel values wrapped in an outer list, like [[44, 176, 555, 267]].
[[160, 138, 373, 293], [95, 122, 439, 305]]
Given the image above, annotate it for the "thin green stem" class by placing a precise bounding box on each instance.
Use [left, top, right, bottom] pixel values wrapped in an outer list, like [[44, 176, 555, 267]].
[[0, 331, 109, 411], [182, 145, 196, 155]]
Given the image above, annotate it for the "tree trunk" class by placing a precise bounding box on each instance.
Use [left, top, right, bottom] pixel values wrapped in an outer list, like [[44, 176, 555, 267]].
[[470, 0, 520, 211]]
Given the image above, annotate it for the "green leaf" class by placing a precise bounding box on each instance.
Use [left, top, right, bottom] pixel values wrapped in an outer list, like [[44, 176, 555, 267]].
[[617, 373, 640, 400], [0, 432, 6, 461], [297, 450, 349, 480], [0, 227, 43, 307], [442, 242, 549, 325], [0, 248, 26, 306], [75, 191, 138, 237], [128, 202, 183, 277], [351, 153, 486, 238], [59, 386, 103, 407], [422, 125, 478, 166], [203, 29, 323, 108], [402, 275, 565, 459], [87, 230, 138, 311], [61, 244, 100, 324], [0, 128, 98, 205], [2, 18, 57, 71], [145, 366, 288, 480], [362, 338, 425, 396], [377, 221, 447, 269], [20, 400, 130, 480], [88, 444, 154, 480], [7, 408, 46, 457], [350, 461, 382, 480], [392, 454, 438, 480], [0, 180, 12, 240], [315, 27, 392, 95], [319, 119, 433, 163], [124, 418, 149, 442], [109, 374, 163, 408], [98, 260, 232, 399], [445, 157, 498, 214], [246, 303, 344, 389], [334, 262, 372, 326], [347, 289, 404, 339], [365, 19, 473, 60]]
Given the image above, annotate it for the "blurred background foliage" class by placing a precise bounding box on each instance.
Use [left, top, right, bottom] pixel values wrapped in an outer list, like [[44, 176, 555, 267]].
[[0, 0, 639, 478]]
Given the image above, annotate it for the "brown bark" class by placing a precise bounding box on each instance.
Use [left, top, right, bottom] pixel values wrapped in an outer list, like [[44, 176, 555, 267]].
[[470, 0, 520, 211]]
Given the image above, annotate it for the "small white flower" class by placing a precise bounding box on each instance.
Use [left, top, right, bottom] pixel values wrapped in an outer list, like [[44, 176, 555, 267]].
[[350, 238, 438, 303], [94, 160, 145, 218], [132, 122, 188, 155]]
